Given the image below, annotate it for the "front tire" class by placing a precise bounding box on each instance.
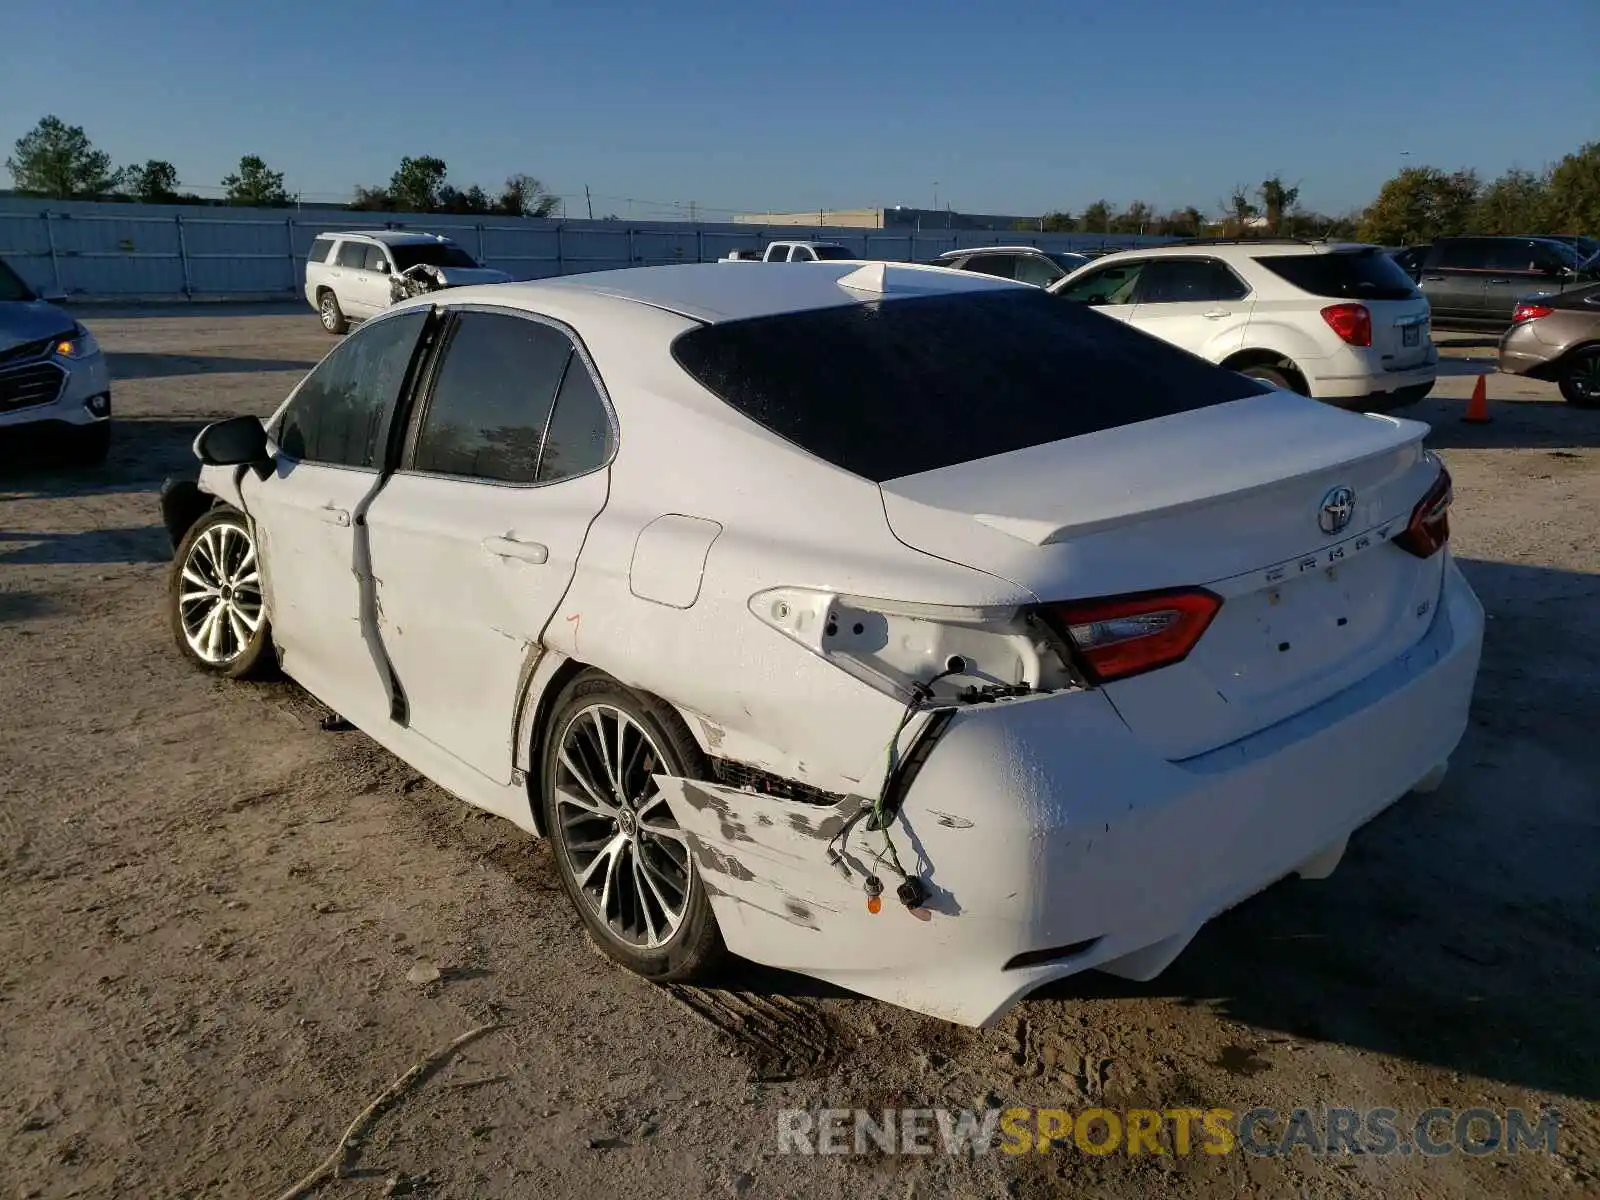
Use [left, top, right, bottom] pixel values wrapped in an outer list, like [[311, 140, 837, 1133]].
[[1557, 348, 1600, 408], [318, 290, 348, 334], [539, 672, 723, 982], [167, 507, 275, 679]]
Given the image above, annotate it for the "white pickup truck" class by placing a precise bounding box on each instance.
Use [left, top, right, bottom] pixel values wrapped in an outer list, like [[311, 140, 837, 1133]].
[[720, 240, 858, 263]]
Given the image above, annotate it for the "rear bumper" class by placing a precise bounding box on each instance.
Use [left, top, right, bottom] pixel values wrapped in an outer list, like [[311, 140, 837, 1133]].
[[666, 556, 1483, 1026], [1309, 350, 1439, 405], [1497, 322, 1558, 378]]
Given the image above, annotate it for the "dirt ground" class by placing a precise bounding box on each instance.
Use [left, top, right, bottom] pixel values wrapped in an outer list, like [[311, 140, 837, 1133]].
[[1, 306, 1596, 1199]]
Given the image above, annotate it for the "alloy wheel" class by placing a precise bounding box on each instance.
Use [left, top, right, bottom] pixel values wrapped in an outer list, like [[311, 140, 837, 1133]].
[[552, 704, 693, 950], [177, 518, 263, 665], [1573, 355, 1600, 403], [320, 296, 338, 330]]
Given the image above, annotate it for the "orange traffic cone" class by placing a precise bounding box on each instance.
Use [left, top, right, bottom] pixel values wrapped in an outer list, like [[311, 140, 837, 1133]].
[[1463, 374, 1491, 423]]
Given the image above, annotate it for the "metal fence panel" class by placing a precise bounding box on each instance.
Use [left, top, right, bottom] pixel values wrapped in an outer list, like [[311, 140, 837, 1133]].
[[0, 197, 1176, 299]]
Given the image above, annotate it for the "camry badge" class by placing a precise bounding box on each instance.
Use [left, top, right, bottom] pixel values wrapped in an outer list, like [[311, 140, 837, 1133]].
[[1319, 486, 1355, 535]]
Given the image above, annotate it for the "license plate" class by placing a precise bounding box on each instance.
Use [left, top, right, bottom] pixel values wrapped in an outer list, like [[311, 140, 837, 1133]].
[[1401, 324, 1420, 347]]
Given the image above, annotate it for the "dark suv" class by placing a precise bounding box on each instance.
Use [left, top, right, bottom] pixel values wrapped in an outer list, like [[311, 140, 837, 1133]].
[[1418, 237, 1597, 327]]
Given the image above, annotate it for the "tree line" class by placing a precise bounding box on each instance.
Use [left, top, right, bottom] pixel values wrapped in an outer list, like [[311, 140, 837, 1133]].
[[2, 116, 558, 217], [5, 115, 1597, 240]]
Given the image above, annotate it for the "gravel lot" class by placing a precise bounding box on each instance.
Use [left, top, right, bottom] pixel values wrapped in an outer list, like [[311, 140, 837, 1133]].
[[2, 306, 1596, 1198]]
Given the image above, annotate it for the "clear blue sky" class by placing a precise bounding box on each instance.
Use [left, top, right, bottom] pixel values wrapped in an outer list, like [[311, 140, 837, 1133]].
[[3, 0, 1595, 219]]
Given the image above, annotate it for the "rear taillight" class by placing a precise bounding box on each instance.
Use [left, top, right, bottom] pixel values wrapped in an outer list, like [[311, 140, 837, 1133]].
[[1046, 588, 1221, 684], [1512, 303, 1553, 323], [1321, 303, 1372, 347], [1392, 465, 1453, 559]]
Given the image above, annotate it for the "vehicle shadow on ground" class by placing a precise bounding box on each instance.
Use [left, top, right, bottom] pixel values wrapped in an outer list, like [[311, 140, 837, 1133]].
[[703, 559, 1599, 1101], [1418, 397, 1600, 450], [0, 589, 60, 622], [107, 352, 318, 380], [0, 525, 169, 565], [74, 302, 307, 320], [0, 415, 208, 500]]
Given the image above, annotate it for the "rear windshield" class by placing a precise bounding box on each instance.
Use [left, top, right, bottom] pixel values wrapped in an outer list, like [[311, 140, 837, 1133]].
[[1046, 252, 1089, 271], [390, 241, 480, 270], [671, 289, 1266, 482], [1255, 249, 1418, 301], [811, 245, 855, 261], [307, 236, 335, 264]]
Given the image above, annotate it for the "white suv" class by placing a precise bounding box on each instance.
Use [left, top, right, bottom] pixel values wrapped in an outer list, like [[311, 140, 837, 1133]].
[[304, 231, 511, 333], [1049, 240, 1438, 410]]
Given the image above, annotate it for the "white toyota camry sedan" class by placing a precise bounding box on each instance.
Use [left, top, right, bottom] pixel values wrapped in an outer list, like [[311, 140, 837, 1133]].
[[159, 262, 1483, 1027]]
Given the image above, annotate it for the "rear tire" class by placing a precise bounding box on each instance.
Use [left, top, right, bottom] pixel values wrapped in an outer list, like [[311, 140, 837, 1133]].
[[318, 290, 347, 334], [1557, 348, 1600, 408], [168, 507, 275, 679], [539, 671, 724, 983], [1240, 363, 1299, 392]]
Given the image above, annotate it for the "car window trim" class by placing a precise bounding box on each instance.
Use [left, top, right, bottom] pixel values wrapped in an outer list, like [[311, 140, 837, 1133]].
[[395, 302, 620, 491]]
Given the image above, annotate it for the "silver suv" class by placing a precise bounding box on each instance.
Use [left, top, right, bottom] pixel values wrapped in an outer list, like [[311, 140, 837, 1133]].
[[0, 257, 111, 464]]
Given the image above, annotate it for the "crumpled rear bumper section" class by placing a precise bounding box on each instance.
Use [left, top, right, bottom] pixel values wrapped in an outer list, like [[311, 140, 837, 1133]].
[[656, 560, 1483, 1026]]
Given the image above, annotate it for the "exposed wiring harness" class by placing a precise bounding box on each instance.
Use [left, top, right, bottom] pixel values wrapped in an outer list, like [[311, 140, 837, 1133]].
[[826, 657, 966, 910]]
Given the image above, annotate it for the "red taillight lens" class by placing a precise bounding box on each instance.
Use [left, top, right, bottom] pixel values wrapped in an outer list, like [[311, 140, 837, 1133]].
[[1511, 303, 1553, 323], [1392, 465, 1453, 559], [1321, 303, 1372, 347], [1047, 588, 1222, 684]]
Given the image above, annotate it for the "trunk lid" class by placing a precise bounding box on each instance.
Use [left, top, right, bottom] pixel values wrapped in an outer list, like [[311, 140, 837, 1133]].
[[1367, 295, 1434, 370], [879, 393, 1445, 759]]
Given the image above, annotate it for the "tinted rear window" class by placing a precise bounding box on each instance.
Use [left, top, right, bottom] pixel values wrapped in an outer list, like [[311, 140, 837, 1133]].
[[811, 245, 855, 261], [308, 236, 335, 264], [1256, 249, 1418, 300], [670, 290, 1266, 482]]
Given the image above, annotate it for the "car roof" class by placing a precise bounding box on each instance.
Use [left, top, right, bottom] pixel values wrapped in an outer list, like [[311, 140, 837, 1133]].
[[319, 230, 455, 246], [1075, 240, 1376, 265], [424, 261, 1022, 324]]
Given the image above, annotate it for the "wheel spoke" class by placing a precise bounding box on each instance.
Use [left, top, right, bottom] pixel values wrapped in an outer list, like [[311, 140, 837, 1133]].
[[225, 606, 250, 653], [576, 831, 625, 890], [630, 855, 663, 946], [181, 566, 216, 592], [232, 601, 262, 632], [557, 751, 614, 815], [587, 709, 619, 792]]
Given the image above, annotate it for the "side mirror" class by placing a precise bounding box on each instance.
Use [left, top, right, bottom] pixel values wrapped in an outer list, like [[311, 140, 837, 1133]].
[[194, 416, 272, 468]]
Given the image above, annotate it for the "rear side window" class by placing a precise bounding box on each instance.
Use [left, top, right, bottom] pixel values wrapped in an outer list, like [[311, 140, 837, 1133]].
[[538, 357, 614, 482], [412, 312, 573, 484], [307, 237, 335, 265], [1254, 250, 1417, 301], [1433, 240, 1487, 270], [1136, 259, 1248, 303], [336, 241, 368, 269], [276, 310, 427, 468], [671, 290, 1266, 482], [961, 254, 1016, 280]]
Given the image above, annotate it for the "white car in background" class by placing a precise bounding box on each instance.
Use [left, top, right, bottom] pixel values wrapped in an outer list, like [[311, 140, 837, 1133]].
[[304, 231, 511, 333], [1050, 239, 1439, 411], [160, 261, 1481, 1027]]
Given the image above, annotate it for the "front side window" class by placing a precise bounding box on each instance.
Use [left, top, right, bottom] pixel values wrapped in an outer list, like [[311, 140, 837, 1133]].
[[362, 244, 392, 273], [411, 312, 573, 484], [275, 310, 427, 468], [811, 245, 854, 261], [1012, 256, 1064, 288], [788, 246, 816, 262], [1434, 240, 1488, 270], [1055, 261, 1146, 305], [0, 257, 35, 302], [336, 241, 368, 269]]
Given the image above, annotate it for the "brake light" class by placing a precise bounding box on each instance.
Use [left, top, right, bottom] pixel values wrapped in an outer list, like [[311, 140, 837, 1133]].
[[1321, 303, 1372, 347], [1047, 588, 1221, 684], [1392, 465, 1452, 559], [1512, 303, 1553, 323]]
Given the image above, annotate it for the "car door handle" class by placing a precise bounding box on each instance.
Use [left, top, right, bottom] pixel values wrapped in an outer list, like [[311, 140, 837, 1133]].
[[483, 535, 548, 565], [318, 504, 350, 527], [1488, 278, 1510, 284], [1203, 309, 1231, 319], [1422, 274, 1445, 281]]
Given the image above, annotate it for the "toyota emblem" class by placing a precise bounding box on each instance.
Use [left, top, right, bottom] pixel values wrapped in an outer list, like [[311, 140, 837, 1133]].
[[1319, 485, 1355, 535]]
